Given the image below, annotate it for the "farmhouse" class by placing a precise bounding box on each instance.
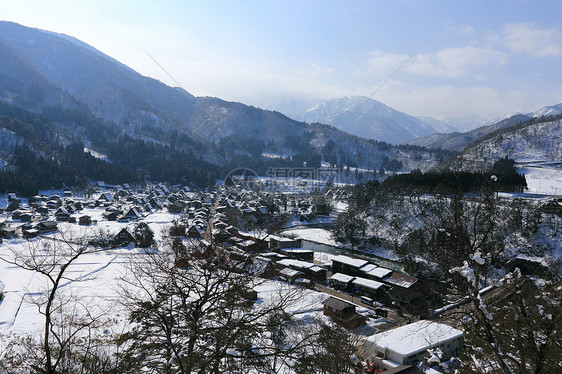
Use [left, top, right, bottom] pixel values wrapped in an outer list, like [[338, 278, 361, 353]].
[[279, 248, 314, 261], [328, 272, 355, 292], [352, 276, 387, 302], [322, 296, 366, 329], [360, 263, 392, 281], [363, 320, 463, 370], [332, 255, 369, 276], [276, 258, 327, 282]]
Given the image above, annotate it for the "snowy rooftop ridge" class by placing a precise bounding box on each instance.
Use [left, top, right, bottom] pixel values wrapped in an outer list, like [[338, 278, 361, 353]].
[[352, 276, 385, 290], [367, 320, 463, 356], [332, 254, 369, 268], [329, 272, 355, 283]]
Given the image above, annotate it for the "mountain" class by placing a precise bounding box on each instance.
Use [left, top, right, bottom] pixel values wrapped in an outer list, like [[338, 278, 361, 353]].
[[0, 21, 454, 195], [529, 102, 562, 118], [407, 101, 562, 152], [414, 116, 458, 133], [407, 114, 532, 152], [442, 113, 514, 133], [0, 21, 311, 146], [266, 96, 445, 145], [447, 114, 562, 171]]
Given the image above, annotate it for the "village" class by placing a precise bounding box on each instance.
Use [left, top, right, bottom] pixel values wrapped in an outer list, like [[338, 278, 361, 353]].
[[1, 180, 561, 373]]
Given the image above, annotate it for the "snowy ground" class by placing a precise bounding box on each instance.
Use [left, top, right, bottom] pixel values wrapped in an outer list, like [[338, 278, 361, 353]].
[[0, 208, 333, 354], [518, 165, 562, 196], [282, 227, 338, 246]]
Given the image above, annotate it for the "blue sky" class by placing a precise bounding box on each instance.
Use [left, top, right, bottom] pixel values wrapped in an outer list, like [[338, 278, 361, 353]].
[[2, 0, 562, 122]]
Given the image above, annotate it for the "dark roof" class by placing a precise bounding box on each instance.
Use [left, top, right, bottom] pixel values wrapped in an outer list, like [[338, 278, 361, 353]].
[[322, 296, 354, 311], [384, 272, 418, 289]]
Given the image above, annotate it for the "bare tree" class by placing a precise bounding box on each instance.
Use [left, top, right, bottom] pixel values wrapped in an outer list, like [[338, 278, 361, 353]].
[[429, 183, 562, 373], [0, 230, 111, 373], [117, 239, 313, 373]]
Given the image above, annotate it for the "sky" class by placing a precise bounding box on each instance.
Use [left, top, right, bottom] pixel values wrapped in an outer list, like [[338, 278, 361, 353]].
[[1, 0, 562, 123]]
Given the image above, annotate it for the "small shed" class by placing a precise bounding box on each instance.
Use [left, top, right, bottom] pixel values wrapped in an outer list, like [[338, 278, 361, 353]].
[[322, 296, 366, 329]]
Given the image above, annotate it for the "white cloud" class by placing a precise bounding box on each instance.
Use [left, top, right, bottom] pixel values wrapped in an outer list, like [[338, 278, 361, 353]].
[[366, 47, 507, 79], [503, 23, 562, 57]]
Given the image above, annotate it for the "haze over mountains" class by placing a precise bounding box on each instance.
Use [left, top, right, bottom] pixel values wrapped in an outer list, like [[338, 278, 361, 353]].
[[0, 21, 454, 195], [407, 102, 562, 152], [0, 20, 559, 197], [266, 96, 457, 145]]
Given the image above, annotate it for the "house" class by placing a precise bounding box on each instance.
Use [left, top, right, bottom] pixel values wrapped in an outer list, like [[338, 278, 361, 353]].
[[78, 215, 92, 226], [352, 276, 387, 302], [363, 320, 464, 370], [112, 228, 135, 247], [103, 211, 120, 221], [0, 225, 19, 238], [18, 212, 33, 222], [366, 364, 421, 374], [279, 267, 305, 284], [36, 205, 49, 215], [328, 273, 356, 293], [332, 255, 369, 277], [269, 236, 300, 250], [279, 248, 314, 262], [96, 192, 114, 205], [23, 228, 40, 238], [276, 259, 327, 282], [383, 272, 421, 304], [55, 207, 71, 222], [187, 225, 203, 238], [322, 296, 366, 329], [360, 264, 393, 281], [123, 207, 143, 221], [234, 239, 266, 252], [36, 221, 58, 233]]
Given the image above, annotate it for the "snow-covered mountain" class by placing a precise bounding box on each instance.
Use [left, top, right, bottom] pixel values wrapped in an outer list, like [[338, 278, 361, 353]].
[[448, 115, 562, 171], [0, 21, 455, 194], [267, 96, 445, 145], [414, 116, 458, 134], [407, 114, 531, 152], [529, 102, 562, 118], [407, 101, 562, 152]]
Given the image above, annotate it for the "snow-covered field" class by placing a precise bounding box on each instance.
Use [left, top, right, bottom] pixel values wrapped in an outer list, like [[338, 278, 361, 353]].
[[0, 209, 331, 353], [282, 227, 338, 246], [518, 165, 562, 195]]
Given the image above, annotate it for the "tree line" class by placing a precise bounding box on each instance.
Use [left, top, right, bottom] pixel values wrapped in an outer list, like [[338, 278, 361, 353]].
[[380, 158, 527, 194]]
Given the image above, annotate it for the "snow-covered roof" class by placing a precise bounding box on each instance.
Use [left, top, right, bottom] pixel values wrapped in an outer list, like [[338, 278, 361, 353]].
[[309, 265, 326, 273], [329, 272, 355, 283], [281, 248, 313, 253], [352, 276, 384, 290], [364, 266, 392, 279], [279, 268, 303, 277], [332, 255, 369, 268], [359, 263, 378, 272], [384, 272, 418, 288], [367, 320, 463, 356], [277, 259, 316, 270]]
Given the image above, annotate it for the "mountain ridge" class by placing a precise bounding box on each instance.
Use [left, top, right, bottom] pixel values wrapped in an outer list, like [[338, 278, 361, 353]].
[[266, 95, 449, 145], [0, 21, 454, 195]]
